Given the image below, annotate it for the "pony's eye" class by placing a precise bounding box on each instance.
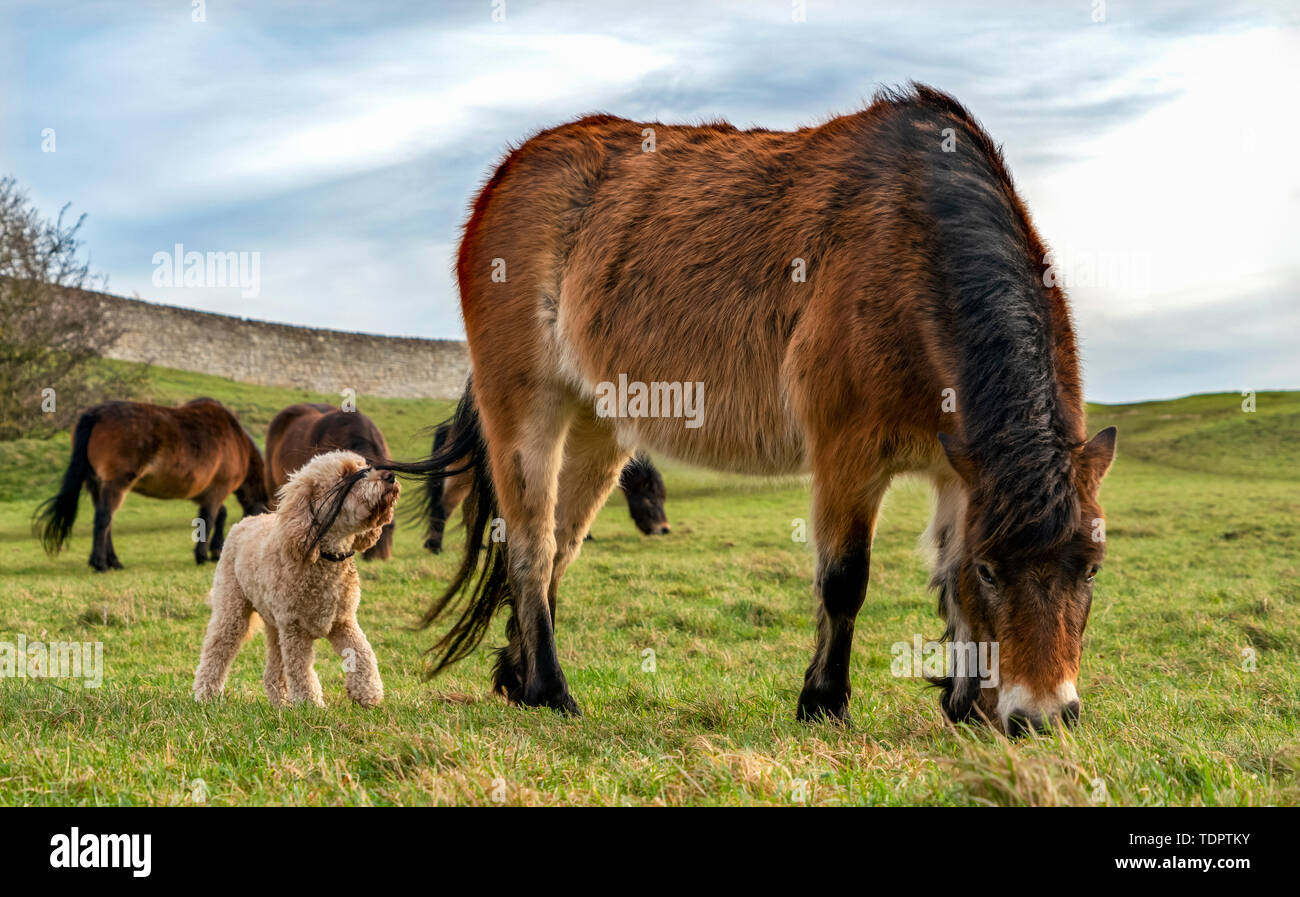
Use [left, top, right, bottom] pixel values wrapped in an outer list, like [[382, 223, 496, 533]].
[[1086, 565, 1100, 583], [976, 564, 996, 586]]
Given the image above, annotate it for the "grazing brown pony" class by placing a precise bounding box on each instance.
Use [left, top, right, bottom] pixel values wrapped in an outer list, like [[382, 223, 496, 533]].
[[383, 85, 1118, 734], [36, 399, 270, 570], [422, 412, 669, 553], [265, 403, 395, 560]]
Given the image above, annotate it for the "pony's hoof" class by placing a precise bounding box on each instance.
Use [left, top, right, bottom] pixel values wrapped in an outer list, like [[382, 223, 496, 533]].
[[796, 687, 850, 724], [88, 558, 109, 573], [423, 538, 442, 554], [521, 680, 582, 716], [107, 557, 124, 570]]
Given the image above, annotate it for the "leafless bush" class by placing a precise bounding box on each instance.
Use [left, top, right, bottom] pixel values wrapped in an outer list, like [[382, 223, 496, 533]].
[[0, 176, 140, 439]]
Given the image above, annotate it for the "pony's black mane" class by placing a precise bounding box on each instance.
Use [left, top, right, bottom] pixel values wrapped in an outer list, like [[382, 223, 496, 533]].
[[879, 84, 1081, 556]]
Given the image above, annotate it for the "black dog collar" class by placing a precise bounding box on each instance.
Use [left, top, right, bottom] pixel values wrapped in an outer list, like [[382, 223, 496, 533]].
[[320, 549, 355, 562]]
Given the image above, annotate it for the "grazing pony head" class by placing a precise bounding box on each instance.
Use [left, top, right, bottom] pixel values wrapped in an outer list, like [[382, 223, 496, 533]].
[[276, 450, 400, 563], [237, 428, 272, 516], [618, 453, 670, 535], [934, 426, 1117, 735]]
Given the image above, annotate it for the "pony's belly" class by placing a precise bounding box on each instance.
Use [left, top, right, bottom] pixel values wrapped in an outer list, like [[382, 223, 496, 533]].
[[554, 299, 805, 475], [132, 470, 200, 500], [607, 403, 806, 476]]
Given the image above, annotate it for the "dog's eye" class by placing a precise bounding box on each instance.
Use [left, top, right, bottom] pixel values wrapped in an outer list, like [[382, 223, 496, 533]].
[[976, 563, 996, 586]]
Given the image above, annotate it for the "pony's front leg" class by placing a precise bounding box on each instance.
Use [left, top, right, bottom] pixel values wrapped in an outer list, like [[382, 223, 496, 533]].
[[209, 505, 228, 560], [193, 502, 216, 565], [796, 475, 887, 723]]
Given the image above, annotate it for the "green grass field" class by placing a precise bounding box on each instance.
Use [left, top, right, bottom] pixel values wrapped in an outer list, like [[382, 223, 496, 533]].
[[1, 364, 1296, 805]]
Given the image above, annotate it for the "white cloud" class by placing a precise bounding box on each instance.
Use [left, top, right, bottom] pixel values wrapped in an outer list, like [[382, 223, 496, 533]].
[[1026, 26, 1300, 317], [7, 0, 1296, 398]]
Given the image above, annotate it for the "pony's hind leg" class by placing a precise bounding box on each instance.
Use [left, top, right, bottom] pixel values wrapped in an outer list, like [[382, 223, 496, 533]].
[[549, 413, 630, 612], [89, 477, 128, 572], [85, 478, 124, 569], [104, 530, 123, 569], [480, 385, 578, 713], [426, 465, 471, 554], [796, 461, 890, 723], [495, 413, 629, 700]]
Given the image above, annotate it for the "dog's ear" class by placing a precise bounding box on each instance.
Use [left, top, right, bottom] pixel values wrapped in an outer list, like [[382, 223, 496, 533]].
[[276, 476, 320, 563], [352, 525, 384, 553]]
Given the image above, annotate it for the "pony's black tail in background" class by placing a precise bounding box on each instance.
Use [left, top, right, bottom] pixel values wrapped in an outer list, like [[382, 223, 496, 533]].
[[33, 408, 99, 555], [373, 376, 512, 678]]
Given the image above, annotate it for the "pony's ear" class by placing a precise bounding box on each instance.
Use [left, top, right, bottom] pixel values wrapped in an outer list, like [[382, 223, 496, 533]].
[[276, 478, 320, 563], [937, 432, 978, 486], [1079, 426, 1118, 484]]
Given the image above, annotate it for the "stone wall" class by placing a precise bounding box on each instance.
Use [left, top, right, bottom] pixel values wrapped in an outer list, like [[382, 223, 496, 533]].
[[85, 291, 469, 399]]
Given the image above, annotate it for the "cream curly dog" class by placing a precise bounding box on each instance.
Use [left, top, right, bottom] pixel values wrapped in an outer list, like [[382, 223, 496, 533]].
[[193, 450, 399, 707]]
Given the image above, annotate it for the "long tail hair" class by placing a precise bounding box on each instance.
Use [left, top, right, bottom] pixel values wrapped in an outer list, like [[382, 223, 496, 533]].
[[33, 408, 100, 555], [373, 377, 511, 677]]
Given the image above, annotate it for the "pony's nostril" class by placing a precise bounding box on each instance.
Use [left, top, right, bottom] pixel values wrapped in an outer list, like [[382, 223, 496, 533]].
[[1062, 700, 1081, 727], [1005, 710, 1044, 738], [379, 469, 395, 482]]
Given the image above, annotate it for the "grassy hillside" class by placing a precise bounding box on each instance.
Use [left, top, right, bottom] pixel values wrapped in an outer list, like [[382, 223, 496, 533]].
[[0, 360, 457, 505], [0, 363, 1296, 805]]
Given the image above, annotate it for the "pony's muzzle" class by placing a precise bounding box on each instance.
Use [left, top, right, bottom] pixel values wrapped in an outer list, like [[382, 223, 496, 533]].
[[998, 682, 1080, 737]]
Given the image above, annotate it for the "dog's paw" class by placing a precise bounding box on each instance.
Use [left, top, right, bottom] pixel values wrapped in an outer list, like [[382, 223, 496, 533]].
[[348, 683, 384, 708]]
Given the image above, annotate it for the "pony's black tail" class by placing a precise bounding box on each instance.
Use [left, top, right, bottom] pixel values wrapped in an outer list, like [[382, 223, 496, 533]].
[[374, 377, 513, 679], [33, 409, 99, 555]]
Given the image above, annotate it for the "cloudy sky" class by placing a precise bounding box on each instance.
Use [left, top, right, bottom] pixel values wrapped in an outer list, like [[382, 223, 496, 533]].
[[2, 0, 1296, 402]]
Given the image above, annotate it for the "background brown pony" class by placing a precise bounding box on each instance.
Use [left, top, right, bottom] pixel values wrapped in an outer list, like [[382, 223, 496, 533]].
[[265, 403, 396, 560], [422, 411, 669, 553], [383, 84, 1117, 734], [36, 398, 269, 570]]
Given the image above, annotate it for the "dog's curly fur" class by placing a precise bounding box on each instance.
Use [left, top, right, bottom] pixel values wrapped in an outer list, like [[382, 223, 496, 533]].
[[193, 451, 399, 707]]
